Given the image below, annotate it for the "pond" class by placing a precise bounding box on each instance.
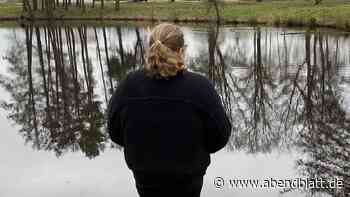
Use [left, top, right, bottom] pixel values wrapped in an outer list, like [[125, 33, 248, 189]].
[[0, 23, 349, 197]]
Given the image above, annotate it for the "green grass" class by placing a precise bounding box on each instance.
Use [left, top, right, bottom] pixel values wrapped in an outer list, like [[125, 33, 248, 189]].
[[0, 3, 22, 17], [220, 0, 350, 29], [1, 0, 350, 30]]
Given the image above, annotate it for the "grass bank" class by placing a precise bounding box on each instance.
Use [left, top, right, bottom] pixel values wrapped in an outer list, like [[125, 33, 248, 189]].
[[1, 0, 350, 30]]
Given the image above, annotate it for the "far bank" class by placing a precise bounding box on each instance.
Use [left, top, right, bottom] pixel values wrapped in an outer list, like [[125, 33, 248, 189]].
[[0, 0, 350, 30]]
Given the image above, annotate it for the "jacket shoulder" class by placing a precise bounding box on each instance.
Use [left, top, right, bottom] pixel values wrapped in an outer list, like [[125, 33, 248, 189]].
[[183, 71, 215, 95], [117, 69, 147, 91], [124, 69, 146, 82], [184, 71, 213, 87]]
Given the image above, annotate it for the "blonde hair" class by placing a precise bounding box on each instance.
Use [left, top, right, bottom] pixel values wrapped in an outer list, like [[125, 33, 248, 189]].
[[145, 23, 185, 78]]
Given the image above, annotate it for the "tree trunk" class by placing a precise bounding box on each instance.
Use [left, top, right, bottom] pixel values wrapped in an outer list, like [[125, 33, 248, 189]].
[[94, 28, 108, 104], [22, 0, 27, 11], [65, 0, 68, 10], [26, 26, 39, 149], [115, 0, 119, 11], [213, 0, 220, 23], [33, 0, 38, 10], [78, 27, 91, 95], [41, 0, 45, 10], [117, 26, 125, 65], [135, 27, 145, 64], [82, 0, 85, 12], [36, 27, 49, 108], [305, 32, 313, 122], [208, 25, 216, 82], [103, 27, 114, 91], [23, 0, 32, 13]]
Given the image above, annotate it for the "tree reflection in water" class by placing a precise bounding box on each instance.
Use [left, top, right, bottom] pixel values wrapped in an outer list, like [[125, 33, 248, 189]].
[[1, 25, 107, 158], [295, 32, 350, 196], [0, 24, 349, 196], [188, 25, 350, 196]]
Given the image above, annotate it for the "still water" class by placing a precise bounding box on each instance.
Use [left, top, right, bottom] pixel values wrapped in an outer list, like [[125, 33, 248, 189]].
[[0, 24, 349, 197]]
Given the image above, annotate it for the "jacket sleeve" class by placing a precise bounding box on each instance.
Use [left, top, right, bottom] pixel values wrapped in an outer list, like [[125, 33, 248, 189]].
[[200, 79, 232, 154], [107, 78, 128, 147]]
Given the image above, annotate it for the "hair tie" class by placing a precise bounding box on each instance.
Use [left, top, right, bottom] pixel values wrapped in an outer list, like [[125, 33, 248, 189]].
[[151, 40, 162, 49]]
